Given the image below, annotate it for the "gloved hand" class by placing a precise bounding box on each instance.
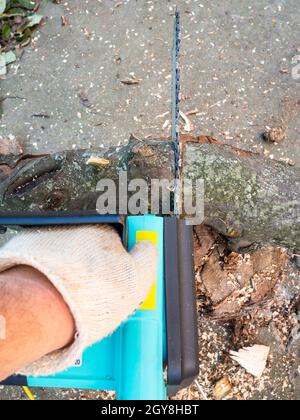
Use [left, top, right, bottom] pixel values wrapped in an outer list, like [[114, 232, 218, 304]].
[[0, 225, 157, 376]]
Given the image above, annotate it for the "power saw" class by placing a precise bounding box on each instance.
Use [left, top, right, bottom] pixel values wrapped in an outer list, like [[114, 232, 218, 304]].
[[0, 11, 199, 400]]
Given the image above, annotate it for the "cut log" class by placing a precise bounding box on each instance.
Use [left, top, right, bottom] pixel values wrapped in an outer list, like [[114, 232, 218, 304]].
[[183, 140, 300, 251], [0, 137, 299, 251], [0, 139, 175, 213]]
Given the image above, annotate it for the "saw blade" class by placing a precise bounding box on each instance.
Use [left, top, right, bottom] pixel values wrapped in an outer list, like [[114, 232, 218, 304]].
[[171, 10, 181, 216]]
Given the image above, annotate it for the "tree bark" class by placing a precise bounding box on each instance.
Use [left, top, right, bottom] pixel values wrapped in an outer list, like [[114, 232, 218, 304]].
[[0, 137, 299, 251], [0, 139, 175, 213], [183, 140, 300, 251]]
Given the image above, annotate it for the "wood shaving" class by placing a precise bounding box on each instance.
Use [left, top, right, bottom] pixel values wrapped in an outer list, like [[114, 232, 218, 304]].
[[230, 345, 270, 378], [162, 119, 170, 130], [155, 111, 169, 119], [61, 16, 69, 26], [179, 111, 194, 132]]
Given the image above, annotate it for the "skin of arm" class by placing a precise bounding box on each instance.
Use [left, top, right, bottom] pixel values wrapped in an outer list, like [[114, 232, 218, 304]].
[[0, 265, 75, 381]]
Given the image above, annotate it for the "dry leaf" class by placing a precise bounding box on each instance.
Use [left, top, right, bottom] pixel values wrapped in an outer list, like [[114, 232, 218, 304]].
[[230, 345, 270, 378]]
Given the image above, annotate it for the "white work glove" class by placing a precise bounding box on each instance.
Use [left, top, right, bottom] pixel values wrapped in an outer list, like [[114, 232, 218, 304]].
[[0, 225, 157, 376]]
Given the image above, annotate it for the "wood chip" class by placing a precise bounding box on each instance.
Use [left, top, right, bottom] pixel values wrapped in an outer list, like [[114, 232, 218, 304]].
[[213, 378, 232, 400], [155, 111, 169, 119], [185, 108, 199, 116], [162, 119, 170, 130], [120, 75, 141, 85], [180, 111, 194, 132], [86, 156, 110, 168], [61, 16, 69, 26], [230, 345, 270, 378]]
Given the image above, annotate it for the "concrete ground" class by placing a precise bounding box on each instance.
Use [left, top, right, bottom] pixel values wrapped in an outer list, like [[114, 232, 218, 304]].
[[1, 0, 299, 163], [0, 0, 300, 400]]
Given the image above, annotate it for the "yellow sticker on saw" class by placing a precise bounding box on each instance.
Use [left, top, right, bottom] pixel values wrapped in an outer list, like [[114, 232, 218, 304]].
[[136, 230, 158, 310]]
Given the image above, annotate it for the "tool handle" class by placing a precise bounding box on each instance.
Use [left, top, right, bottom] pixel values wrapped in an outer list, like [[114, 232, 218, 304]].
[[164, 218, 199, 395]]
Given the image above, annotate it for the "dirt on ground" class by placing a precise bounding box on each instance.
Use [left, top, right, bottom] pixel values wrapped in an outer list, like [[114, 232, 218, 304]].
[[172, 227, 300, 401]]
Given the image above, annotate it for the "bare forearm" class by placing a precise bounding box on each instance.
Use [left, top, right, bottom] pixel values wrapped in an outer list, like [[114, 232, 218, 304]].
[[0, 266, 75, 381], [0, 225, 156, 377]]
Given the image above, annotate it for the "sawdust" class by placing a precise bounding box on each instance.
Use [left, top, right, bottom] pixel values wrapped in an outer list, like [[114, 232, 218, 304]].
[[172, 226, 300, 400]]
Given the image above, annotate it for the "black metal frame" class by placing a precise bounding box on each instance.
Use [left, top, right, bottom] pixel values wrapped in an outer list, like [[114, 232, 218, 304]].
[[164, 218, 199, 395]]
